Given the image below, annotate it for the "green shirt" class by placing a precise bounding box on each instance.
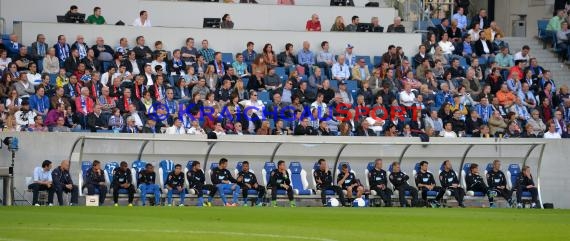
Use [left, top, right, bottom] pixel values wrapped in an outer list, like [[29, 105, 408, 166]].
[[86, 15, 106, 25], [546, 16, 563, 31]]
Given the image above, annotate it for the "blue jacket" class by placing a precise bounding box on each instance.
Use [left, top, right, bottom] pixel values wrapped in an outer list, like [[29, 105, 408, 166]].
[[29, 94, 50, 113]]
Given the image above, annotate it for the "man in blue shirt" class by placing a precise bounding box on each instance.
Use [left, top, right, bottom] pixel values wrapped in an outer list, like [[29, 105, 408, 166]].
[[28, 160, 55, 206], [297, 41, 315, 76], [452, 7, 468, 30], [242, 41, 257, 67]]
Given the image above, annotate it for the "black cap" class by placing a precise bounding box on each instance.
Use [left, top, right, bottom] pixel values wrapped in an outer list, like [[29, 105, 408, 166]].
[[21, 99, 29, 106]]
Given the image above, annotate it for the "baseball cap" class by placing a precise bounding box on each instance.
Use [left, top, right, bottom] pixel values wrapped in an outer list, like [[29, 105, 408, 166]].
[[346, 44, 354, 49], [339, 80, 347, 85]]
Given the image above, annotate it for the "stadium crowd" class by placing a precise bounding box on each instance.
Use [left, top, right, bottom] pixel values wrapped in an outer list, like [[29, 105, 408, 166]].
[[0, 4, 569, 140]]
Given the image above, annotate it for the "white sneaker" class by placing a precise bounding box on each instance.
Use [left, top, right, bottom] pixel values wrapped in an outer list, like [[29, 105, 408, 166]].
[[531, 203, 537, 208], [34, 204, 40, 207], [517, 203, 523, 209], [48, 203, 53, 207], [178, 204, 185, 207]]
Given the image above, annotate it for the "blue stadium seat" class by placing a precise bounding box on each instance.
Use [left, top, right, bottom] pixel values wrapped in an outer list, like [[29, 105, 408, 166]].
[[413, 163, 439, 198], [159, 160, 174, 191], [329, 79, 338, 90], [96, 129, 114, 133], [222, 52, 234, 65], [373, 56, 382, 67], [288, 162, 312, 195], [258, 91, 270, 105], [241, 77, 249, 88], [131, 160, 147, 187], [459, 58, 468, 70], [431, 18, 441, 26], [537, 19, 552, 48], [49, 74, 57, 86], [507, 164, 532, 199], [275, 67, 286, 77], [79, 161, 92, 196], [356, 56, 371, 66], [311, 162, 335, 195], [104, 162, 130, 194]]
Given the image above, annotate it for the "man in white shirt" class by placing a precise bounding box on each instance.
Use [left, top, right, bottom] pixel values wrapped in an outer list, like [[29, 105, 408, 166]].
[[29, 160, 55, 206], [544, 121, 562, 139], [166, 117, 186, 134], [133, 10, 152, 27], [239, 90, 265, 116], [399, 83, 416, 108], [514, 46, 531, 62], [332, 55, 350, 81], [310, 93, 328, 117], [440, 122, 458, 138], [344, 44, 356, 68]]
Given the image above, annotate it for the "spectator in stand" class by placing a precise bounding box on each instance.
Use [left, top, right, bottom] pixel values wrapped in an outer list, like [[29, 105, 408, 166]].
[[200, 40, 216, 63], [387, 16, 405, 33], [30, 34, 48, 73], [346, 16, 359, 32], [332, 55, 350, 81], [452, 7, 467, 30], [544, 120, 562, 139], [262, 44, 278, 68], [86, 7, 106, 25], [316, 41, 334, 79], [221, 14, 234, 29], [557, 22, 570, 61], [297, 41, 314, 76], [330, 16, 346, 32], [370, 17, 384, 32], [241, 41, 256, 69], [547, 10, 566, 32], [483, 21, 504, 42], [278, 0, 295, 4], [471, 8, 490, 30], [514, 45, 531, 62], [352, 58, 370, 83], [474, 32, 495, 64], [13, 47, 32, 72], [133, 10, 151, 27], [277, 43, 298, 75], [306, 14, 322, 32], [4, 34, 23, 59]]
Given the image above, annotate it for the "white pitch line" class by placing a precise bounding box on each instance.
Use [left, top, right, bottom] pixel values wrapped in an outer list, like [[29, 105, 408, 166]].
[[0, 237, 32, 241], [0, 227, 338, 241]]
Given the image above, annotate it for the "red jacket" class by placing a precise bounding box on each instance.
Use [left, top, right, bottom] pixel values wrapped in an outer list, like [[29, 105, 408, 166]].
[[75, 95, 94, 114]]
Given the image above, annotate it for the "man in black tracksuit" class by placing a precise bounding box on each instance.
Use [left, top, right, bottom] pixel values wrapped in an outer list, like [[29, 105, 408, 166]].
[[209, 158, 240, 206], [51, 160, 79, 206], [486, 160, 515, 207], [337, 163, 364, 203], [389, 162, 418, 207], [112, 161, 136, 206], [415, 161, 444, 207], [368, 159, 393, 207], [269, 160, 296, 207], [466, 163, 496, 207], [187, 161, 215, 207], [516, 165, 540, 208], [86, 160, 108, 205], [237, 161, 266, 206], [313, 159, 347, 207], [439, 160, 465, 207]]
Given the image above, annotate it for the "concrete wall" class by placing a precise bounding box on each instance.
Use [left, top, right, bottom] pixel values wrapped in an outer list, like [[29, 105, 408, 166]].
[[0, 0, 396, 34], [494, 0, 554, 38], [14, 22, 422, 60], [0, 132, 568, 208]]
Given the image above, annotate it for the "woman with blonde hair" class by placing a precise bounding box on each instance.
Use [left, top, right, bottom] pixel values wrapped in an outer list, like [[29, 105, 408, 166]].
[[204, 65, 218, 92], [330, 16, 346, 32], [4, 112, 19, 132], [233, 78, 249, 100], [251, 55, 268, 76], [256, 120, 272, 135], [42, 47, 60, 74]]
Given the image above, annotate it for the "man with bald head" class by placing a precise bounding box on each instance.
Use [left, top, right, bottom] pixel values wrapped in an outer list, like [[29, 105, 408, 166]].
[[51, 160, 79, 206]]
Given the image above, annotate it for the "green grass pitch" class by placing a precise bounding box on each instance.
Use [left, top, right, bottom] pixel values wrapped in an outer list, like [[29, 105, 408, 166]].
[[0, 207, 569, 241]]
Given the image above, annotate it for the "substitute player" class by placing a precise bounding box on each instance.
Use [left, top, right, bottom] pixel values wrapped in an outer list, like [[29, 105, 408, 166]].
[[237, 161, 266, 206], [368, 159, 393, 207], [187, 161, 215, 207], [486, 160, 515, 207], [138, 163, 161, 206], [439, 160, 465, 208], [389, 162, 418, 207], [112, 161, 136, 207], [415, 161, 444, 207], [337, 163, 364, 204], [313, 159, 347, 207], [466, 163, 496, 207], [210, 158, 241, 206], [269, 160, 296, 207], [166, 164, 186, 206]]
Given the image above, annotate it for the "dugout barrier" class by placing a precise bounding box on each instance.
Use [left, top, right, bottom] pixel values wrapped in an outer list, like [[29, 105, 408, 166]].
[[66, 136, 546, 207]]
